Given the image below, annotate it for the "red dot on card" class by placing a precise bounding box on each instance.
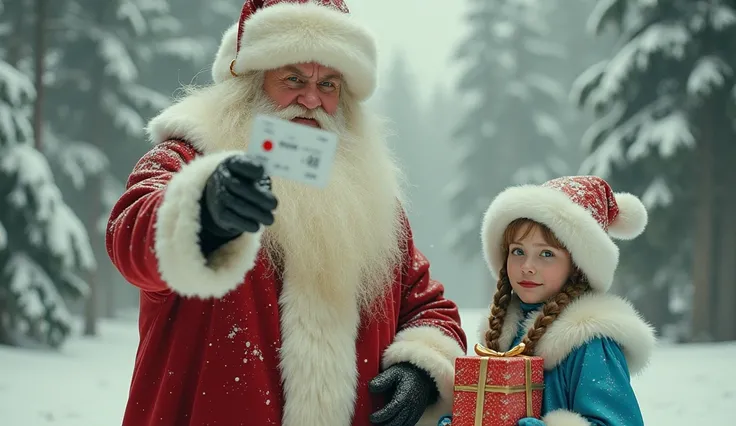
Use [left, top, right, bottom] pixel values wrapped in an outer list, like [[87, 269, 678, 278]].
[[262, 140, 273, 151]]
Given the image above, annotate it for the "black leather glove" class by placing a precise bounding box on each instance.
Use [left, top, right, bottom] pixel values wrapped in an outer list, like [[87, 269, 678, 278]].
[[198, 154, 278, 255], [369, 362, 439, 426]]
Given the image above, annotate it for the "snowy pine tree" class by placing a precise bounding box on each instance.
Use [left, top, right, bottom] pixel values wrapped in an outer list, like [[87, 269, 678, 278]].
[[0, 27, 94, 348], [448, 0, 577, 258], [429, 84, 493, 307], [574, 0, 736, 340], [380, 53, 484, 304], [46, 0, 211, 211], [43, 0, 203, 330], [491, 1, 572, 186], [48, 0, 183, 185], [150, 0, 241, 89], [381, 53, 426, 211]]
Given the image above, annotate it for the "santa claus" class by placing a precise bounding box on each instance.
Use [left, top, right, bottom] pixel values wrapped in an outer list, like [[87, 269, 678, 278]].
[[106, 1, 467, 425]]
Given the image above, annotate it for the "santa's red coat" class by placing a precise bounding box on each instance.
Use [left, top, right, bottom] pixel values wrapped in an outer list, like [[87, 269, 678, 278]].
[[106, 140, 467, 426]]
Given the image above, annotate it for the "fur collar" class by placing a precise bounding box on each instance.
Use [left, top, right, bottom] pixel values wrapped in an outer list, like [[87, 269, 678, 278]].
[[477, 292, 656, 374], [145, 88, 233, 153]]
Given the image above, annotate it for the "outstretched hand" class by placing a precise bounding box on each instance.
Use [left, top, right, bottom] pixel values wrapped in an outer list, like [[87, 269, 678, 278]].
[[201, 154, 278, 236], [369, 362, 439, 426]]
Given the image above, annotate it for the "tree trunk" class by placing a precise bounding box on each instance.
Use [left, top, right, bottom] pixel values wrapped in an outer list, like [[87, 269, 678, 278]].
[[636, 283, 671, 334], [690, 124, 715, 342], [714, 135, 736, 341], [81, 1, 116, 336], [0, 297, 11, 346], [83, 178, 102, 336], [85, 2, 121, 324], [83, 269, 99, 336], [715, 200, 736, 341], [105, 269, 116, 318], [33, 0, 47, 150], [6, 0, 28, 67]]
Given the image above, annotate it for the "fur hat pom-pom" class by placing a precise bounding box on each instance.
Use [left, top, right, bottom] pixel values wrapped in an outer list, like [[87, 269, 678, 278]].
[[608, 192, 648, 240]]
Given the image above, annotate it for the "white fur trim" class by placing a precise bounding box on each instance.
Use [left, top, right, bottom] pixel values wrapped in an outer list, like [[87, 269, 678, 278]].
[[154, 151, 263, 298], [278, 277, 362, 426], [382, 326, 466, 418], [211, 23, 240, 84], [476, 309, 492, 347], [536, 293, 655, 374], [146, 91, 222, 148], [608, 192, 648, 239], [543, 409, 590, 426], [481, 185, 620, 292], [476, 297, 524, 353], [212, 3, 377, 101], [478, 293, 656, 375]]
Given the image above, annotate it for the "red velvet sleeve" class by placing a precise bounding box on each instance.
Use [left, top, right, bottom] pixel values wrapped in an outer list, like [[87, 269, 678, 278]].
[[381, 213, 467, 410], [105, 140, 199, 294]]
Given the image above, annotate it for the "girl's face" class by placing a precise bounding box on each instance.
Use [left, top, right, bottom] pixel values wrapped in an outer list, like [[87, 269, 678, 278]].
[[506, 223, 572, 304]]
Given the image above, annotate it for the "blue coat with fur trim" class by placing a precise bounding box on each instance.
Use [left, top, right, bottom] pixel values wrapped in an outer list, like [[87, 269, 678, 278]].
[[479, 293, 656, 426]]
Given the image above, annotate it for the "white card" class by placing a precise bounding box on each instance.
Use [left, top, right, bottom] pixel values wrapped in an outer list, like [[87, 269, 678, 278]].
[[247, 114, 338, 188]]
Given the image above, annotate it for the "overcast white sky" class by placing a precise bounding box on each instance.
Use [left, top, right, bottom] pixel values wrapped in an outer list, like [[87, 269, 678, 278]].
[[347, 0, 470, 101]]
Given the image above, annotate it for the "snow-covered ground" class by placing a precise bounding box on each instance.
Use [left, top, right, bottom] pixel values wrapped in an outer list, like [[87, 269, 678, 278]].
[[0, 309, 733, 425]]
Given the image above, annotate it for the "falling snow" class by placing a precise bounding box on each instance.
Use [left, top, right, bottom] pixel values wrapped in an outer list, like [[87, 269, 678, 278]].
[[228, 326, 241, 339]]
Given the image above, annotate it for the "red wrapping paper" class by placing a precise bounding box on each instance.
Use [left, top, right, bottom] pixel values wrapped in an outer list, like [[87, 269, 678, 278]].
[[451, 343, 544, 426]]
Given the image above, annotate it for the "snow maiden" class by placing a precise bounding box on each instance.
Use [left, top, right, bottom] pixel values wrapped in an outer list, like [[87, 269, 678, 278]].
[[473, 176, 656, 426]]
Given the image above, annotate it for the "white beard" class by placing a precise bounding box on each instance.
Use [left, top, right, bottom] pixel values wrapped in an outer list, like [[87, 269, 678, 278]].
[[178, 74, 407, 311]]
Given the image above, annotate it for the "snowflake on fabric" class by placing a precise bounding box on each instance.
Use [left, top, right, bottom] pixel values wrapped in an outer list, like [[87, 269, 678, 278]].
[[542, 176, 620, 232], [411, 250, 429, 272]]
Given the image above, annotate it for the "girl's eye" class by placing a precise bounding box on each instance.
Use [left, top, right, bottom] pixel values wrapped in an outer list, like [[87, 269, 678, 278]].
[[541, 250, 554, 258], [511, 248, 524, 256]]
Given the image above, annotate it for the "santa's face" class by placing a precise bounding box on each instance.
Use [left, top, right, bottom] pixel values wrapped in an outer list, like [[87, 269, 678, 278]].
[[262, 62, 343, 127]]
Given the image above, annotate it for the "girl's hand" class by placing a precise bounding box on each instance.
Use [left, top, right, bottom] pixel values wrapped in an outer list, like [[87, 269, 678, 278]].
[[517, 417, 546, 426]]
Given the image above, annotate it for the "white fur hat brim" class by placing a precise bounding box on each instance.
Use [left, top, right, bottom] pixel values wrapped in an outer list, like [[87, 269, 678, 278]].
[[212, 3, 377, 101], [481, 185, 646, 293]]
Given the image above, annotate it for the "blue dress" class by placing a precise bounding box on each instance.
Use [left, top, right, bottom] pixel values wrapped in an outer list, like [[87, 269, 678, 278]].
[[512, 302, 645, 426]]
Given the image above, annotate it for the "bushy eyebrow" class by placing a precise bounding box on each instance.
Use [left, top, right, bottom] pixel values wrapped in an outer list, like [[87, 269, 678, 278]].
[[282, 65, 342, 81]]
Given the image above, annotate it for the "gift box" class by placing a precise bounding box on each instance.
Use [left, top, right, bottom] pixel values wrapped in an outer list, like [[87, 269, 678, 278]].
[[451, 343, 544, 426]]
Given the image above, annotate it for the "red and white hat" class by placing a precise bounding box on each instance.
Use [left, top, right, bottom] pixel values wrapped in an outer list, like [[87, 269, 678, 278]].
[[211, 0, 377, 101], [480, 176, 648, 293]]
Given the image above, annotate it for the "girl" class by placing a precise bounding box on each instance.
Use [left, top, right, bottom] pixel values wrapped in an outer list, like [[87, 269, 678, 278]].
[[477, 176, 656, 426]]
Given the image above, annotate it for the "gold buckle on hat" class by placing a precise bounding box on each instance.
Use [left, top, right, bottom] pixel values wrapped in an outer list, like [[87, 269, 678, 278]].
[[229, 59, 239, 77]]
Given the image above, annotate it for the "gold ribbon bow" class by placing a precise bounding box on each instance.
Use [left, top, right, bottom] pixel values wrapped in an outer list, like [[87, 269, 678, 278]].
[[473, 342, 526, 358], [454, 343, 543, 426]]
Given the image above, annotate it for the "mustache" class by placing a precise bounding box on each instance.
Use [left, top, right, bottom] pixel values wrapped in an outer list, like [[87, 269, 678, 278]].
[[252, 94, 341, 133], [271, 104, 331, 126]]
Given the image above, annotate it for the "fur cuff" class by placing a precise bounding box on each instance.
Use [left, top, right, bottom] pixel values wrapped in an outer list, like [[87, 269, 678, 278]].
[[543, 410, 590, 426], [154, 151, 263, 298], [382, 326, 465, 411]]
